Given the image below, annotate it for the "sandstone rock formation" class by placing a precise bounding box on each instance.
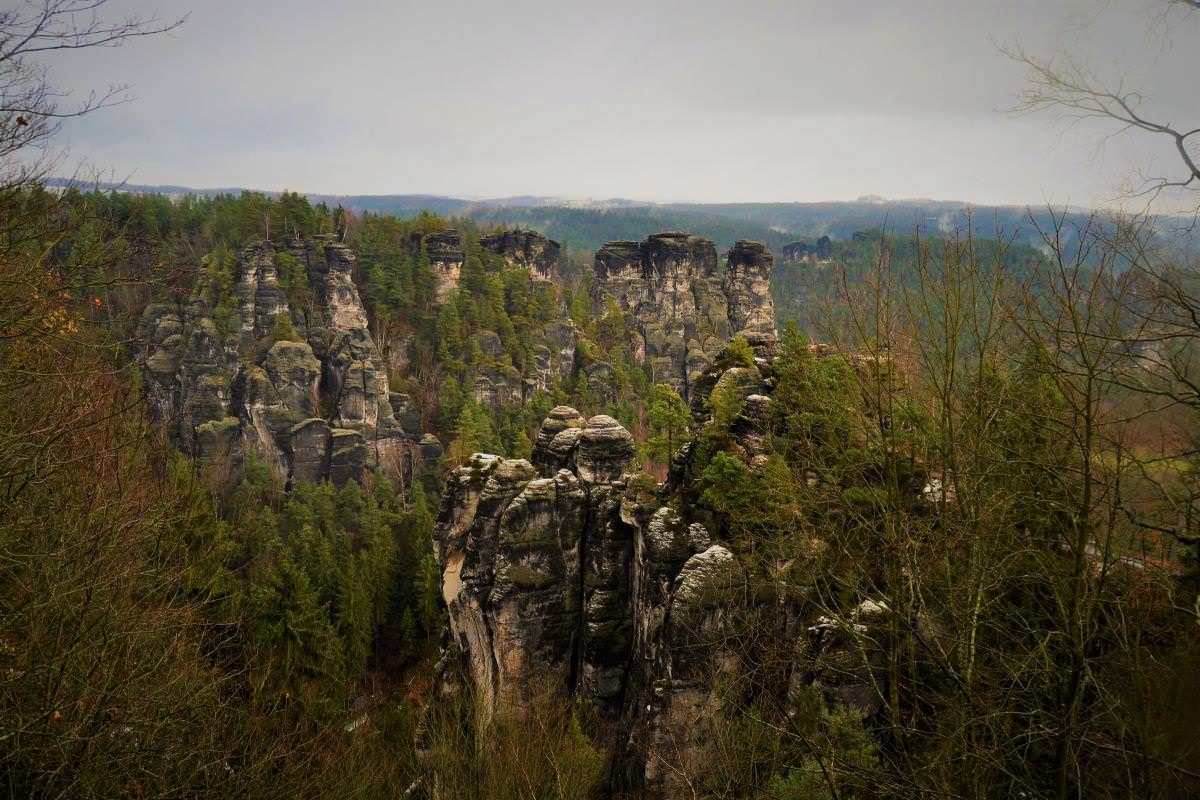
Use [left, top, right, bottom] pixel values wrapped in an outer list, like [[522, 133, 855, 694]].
[[434, 409, 639, 714], [434, 397, 763, 796], [480, 228, 562, 281], [782, 235, 833, 264], [591, 232, 777, 399], [385, 227, 576, 410], [528, 319, 577, 393], [138, 237, 438, 488], [724, 240, 776, 336], [463, 320, 577, 409], [420, 229, 465, 304], [431, 329, 898, 798]]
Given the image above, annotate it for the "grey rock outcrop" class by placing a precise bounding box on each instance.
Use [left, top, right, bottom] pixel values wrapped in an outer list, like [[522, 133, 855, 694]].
[[480, 228, 562, 281], [530, 405, 586, 474], [436, 454, 588, 715], [435, 411, 641, 715], [592, 232, 777, 399], [724, 240, 776, 336], [435, 337, 901, 797], [415, 229, 464, 305], [383, 230, 576, 410], [529, 319, 577, 394], [467, 322, 576, 409], [434, 404, 757, 797], [138, 238, 439, 488], [457, 322, 577, 410], [576, 415, 636, 486]]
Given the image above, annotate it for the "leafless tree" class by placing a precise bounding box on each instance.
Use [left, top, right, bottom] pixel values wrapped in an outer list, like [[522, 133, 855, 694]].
[[1005, 0, 1200, 601], [1003, 0, 1199, 216], [0, 0, 185, 189]]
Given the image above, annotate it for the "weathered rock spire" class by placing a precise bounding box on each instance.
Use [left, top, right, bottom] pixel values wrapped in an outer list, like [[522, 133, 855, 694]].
[[138, 238, 439, 488], [590, 232, 778, 399]]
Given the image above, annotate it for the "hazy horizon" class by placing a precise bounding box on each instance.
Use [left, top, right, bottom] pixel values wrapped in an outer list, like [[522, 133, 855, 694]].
[[47, 1, 1200, 211]]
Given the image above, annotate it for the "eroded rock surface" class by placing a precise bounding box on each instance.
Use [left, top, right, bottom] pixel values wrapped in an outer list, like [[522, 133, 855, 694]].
[[387, 228, 577, 409], [432, 333, 895, 798], [782, 235, 833, 264], [434, 402, 756, 797], [724, 240, 776, 336], [592, 232, 778, 399], [435, 412, 638, 714], [419, 229, 465, 305], [138, 237, 438, 487], [480, 228, 562, 281]]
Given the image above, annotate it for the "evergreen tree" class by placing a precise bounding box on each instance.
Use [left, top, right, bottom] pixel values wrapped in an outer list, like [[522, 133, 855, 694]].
[[645, 383, 691, 467]]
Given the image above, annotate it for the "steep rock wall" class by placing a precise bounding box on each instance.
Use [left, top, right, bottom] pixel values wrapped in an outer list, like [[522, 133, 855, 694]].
[[138, 237, 440, 487], [480, 228, 562, 282], [431, 332, 901, 798], [434, 392, 765, 797], [724, 240, 776, 336], [592, 232, 777, 399], [421, 229, 465, 305], [397, 228, 577, 409]]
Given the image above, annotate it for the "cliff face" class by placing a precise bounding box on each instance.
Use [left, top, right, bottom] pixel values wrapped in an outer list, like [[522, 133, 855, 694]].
[[724, 240, 776, 336], [592, 232, 777, 399], [472, 230, 575, 406], [434, 338, 801, 797], [480, 228, 561, 282], [139, 237, 439, 488], [385, 228, 577, 410], [434, 410, 638, 714], [421, 229, 465, 305], [465, 318, 577, 410]]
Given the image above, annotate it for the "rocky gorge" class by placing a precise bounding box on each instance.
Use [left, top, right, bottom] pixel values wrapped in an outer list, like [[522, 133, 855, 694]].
[[135, 220, 892, 797]]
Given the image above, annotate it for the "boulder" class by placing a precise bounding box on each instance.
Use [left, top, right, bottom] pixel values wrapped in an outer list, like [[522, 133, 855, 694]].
[[577, 415, 636, 486]]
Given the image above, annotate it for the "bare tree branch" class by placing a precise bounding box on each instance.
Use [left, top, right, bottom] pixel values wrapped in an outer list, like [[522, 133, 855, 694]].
[[0, 1, 186, 189], [1000, 1, 1200, 217]]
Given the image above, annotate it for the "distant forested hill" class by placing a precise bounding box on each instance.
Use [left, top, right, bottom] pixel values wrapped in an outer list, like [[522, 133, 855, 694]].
[[663, 199, 1069, 240], [455, 205, 792, 254], [336, 197, 1111, 255], [59, 180, 1193, 258]]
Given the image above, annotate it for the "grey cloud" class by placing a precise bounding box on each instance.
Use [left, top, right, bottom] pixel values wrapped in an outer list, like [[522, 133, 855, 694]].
[[42, 0, 1200, 207]]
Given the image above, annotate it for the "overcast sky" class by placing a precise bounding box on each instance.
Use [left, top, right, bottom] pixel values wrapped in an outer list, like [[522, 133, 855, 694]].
[[45, 0, 1200, 207]]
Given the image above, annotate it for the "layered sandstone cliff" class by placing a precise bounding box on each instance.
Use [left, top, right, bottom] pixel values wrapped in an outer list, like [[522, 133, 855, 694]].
[[432, 338, 766, 796], [592, 233, 777, 399], [420, 229, 465, 305], [480, 228, 562, 281], [389, 227, 577, 409], [724, 240, 776, 336], [139, 237, 440, 487], [433, 331, 897, 797], [782, 235, 833, 264], [418, 226, 563, 301]]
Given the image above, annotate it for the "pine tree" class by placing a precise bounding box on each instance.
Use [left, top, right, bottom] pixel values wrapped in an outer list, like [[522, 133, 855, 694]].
[[451, 402, 480, 464], [645, 383, 690, 467]]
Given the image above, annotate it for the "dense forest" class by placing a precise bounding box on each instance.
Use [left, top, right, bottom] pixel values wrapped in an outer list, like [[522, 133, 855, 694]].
[[6, 176, 1199, 800], [3, 3, 1200, 799]]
